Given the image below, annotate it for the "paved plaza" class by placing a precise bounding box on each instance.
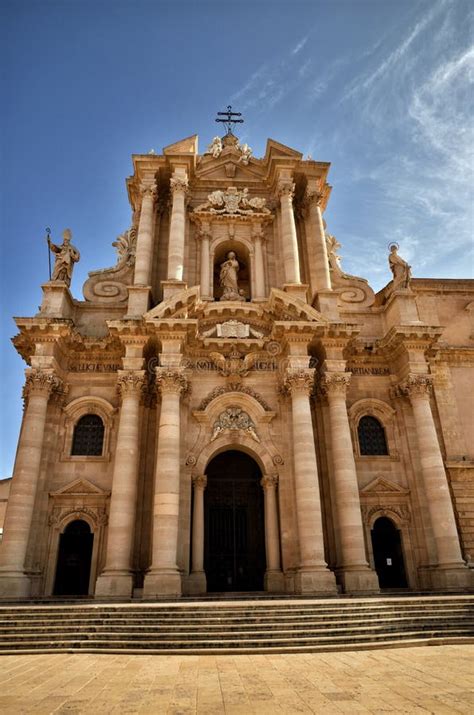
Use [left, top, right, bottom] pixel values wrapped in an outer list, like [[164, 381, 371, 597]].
[[0, 645, 472, 714]]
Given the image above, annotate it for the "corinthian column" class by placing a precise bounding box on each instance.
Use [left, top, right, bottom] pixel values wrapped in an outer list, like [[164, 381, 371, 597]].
[[278, 181, 301, 285], [305, 189, 331, 292], [167, 174, 189, 282], [398, 375, 471, 589], [252, 225, 266, 300], [95, 371, 145, 597], [196, 224, 212, 299], [0, 369, 62, 597], [261, 474, 284, 592], [320, 372, 379, 593], [134, 182, 158, 286], [283, 369, 337, 594], [143, 368, 189, 597]]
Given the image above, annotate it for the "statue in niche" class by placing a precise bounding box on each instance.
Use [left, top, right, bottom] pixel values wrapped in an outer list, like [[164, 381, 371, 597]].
[[219, 251, 245, 301], [388, 244, 412, 289], [48, 228, 80, 286]]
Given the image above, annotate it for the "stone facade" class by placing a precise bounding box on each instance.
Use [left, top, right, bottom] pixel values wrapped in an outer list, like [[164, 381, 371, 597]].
[[1, 130, 473, 599]]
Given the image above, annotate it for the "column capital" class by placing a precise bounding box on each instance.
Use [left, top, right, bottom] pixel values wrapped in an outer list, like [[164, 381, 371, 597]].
[[395, 373, 433, 399], [22, 369, 63, 401], [281, 368, 315, 396], [319, 371, 351, 399], [277, 181, 295, 200], [304, 189, 324, 208], [140, 182, 158, 201], [117, 370, 146, 399], [261, 473, 279, 489], [192, 474, 207, 490], [170, 176, 189, 195], [155, 368, 189, 396]]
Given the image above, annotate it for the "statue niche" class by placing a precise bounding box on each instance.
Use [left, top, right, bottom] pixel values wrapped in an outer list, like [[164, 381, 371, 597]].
[[213, 244, 250, 301]]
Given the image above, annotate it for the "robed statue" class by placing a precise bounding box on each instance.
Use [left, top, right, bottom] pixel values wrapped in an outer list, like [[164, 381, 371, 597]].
[[48, 228, 80, 286], [219, 251, 244, 301], [388, 244, 411, 290]]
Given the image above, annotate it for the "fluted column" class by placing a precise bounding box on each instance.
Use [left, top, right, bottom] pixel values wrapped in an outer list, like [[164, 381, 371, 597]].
[[320, 372, 379, 593], [95, 371, 145, 597], [261, 474, 284, 591], [134, 182, 158, 286], [252, 225, 266, 300], [167, 175, 189, 282], [143, 368, 189, 597], [191, 474, 207, 575], [283, 369, 337, 594], [305, 190, 331, 291], [398, 375, 471, 589], [278, 182, 301, 285], [0, 369, 62, 597]]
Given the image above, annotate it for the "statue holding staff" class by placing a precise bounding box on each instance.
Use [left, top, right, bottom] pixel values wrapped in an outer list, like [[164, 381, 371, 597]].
[[48, 228, 80, 287]]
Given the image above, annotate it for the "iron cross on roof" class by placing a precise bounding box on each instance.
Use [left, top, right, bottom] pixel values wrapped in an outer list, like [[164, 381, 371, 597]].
[[215, 105, 244, 135]]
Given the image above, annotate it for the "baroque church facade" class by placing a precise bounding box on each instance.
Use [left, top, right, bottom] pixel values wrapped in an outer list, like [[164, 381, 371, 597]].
[[1, 128, 473, 599]]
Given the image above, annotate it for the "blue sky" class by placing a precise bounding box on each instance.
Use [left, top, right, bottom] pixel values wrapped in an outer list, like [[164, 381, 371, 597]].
[[1, 0, 473, 475]]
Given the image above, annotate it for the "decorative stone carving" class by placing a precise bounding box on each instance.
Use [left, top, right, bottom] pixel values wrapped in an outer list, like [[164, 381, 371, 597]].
[[209, 348, 258, 377], [205, 136, 223, 158], [261, 473, 279, 489], [326, 232, 375, 308], [272, 454, 284, 466], [396, 374, 433, 399], [319, 372, 351, 397], [219, 251, 245, 301], [201, 321, 264, 339], [238, 142, 253, 165], [23, 370, 63, 400], [198, 384, 271, 411], [140, 183, 158, 201], [389, 244, 412, 290], [185, 454, 197, 466], [282, 369, 315, 396], [192, 474, 208, 489], [82, 226, 137, 304], [277, 181, 295, 200], [155, 368, 189, 396], [48, 228, 80, 286], [211, 406, 260, 443], [170, 176, 189, 194], [194, 186, 270, 215], [117, 371, 146, 398]]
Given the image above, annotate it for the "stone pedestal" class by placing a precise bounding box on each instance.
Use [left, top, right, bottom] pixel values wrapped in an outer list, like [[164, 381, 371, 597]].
[[283, 369, 337, 594], [126, 285, 151, 317], [316, 290, 340, 320], [95, 371, 145, 598], [283, 283, 309, 303], [0, 370, 62, 598], [385, 289, 421, 327], [320, 372, 379, 594], [38, 282, 74, 319], [161, 280, 187, 302]]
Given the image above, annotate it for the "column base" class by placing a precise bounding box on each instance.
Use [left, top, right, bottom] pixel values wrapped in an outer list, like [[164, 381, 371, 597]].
[[161, 280, 187, 301], [283, 283, 309, 303], [0, 571, 32, 598], [126, 285, 151, 317], [294, 567, 338, 595], [336, 566, 380, 594], [430, 564, 474, 591], [185, 571, 207, 595], [264, 569, 285, 593], [316, 290, 340, 321], [95, 570, 134, 598], [143, 569, 182, 597]]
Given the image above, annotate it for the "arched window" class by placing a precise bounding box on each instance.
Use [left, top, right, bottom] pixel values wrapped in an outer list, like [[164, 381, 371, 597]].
[[71, 414, 104, 456], [358, 416, 388, 456]]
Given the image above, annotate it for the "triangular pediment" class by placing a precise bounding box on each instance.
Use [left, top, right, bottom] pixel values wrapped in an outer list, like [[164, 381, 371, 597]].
[[163, 134, 198, 155], [50, 478, 109, 497], [196, 155, 264, 182], [264, 138, 303, 162], [145, 286, 203, 320], [361, 477, 409, 495], [266, 289, 328, 323]]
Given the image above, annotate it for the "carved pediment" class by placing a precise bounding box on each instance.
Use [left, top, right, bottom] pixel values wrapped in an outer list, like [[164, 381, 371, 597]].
[[361, 477, 409, 496], [163, 134, 198, 155], [144, 286, 203, 320], [50, 478, 110, 497], [266, 289, 328, 323]]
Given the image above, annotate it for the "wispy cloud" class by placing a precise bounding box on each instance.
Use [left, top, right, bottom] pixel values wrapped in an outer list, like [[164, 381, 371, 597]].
[[292, 36, 308, 55]]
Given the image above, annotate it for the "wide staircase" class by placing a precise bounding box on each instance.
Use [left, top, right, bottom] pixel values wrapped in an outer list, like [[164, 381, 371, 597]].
[[0, 595, 473, 655]]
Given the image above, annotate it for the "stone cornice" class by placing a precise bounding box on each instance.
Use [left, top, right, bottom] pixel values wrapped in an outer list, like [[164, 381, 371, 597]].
[[378, 325, 443, 354]]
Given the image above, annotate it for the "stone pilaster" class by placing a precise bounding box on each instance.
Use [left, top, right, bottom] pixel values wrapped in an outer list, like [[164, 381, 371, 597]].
[[319, 372, 379, 593], [95, 371, 145, 598], [396, 374, 472, 589], [282, 369, 337, 594], [0, 369, 62, 597], [188, 474, 207, 594], [261, 473, 284, 592], [277, 181, 301, 286], [143, 368, 189, 597]]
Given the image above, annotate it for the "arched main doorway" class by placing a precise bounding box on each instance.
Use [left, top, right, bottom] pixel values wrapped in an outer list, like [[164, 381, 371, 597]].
[[53, 520, 93, 596], [371, 516, 408, 589], [204, 450, 265, 591]]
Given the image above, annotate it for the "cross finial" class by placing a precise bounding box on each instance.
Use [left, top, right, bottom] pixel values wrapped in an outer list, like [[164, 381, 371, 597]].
[[215, 105, 244, 135]]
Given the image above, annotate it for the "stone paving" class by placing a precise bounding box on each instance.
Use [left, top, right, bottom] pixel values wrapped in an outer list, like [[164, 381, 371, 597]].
[[0, 645, 472, 714]]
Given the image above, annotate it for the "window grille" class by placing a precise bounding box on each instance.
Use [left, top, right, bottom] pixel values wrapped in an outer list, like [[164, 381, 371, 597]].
[[71, 414, 104, 456], [358, 415, 388, 455]]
